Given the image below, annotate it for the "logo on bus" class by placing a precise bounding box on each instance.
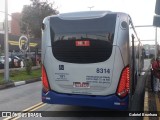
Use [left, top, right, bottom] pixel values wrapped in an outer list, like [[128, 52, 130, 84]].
[[59, 65, 64, 70]]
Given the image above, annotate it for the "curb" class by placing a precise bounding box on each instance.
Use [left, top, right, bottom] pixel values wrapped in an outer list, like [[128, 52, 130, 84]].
[[0, 77, 41, 90]]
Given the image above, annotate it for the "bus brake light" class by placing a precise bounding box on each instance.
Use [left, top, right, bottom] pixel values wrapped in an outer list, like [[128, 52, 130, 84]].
[[42, 65, 50, 92], [75, 40, 90, 46], [116, 66, 130, 98]]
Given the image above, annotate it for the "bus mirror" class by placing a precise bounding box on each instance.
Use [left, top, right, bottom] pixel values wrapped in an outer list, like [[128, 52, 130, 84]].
[[153, 15, 160, 27]]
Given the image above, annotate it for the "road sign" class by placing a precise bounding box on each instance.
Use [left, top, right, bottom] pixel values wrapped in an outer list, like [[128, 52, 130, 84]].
[[153, 15, 160, 27], [19, 35, 29, 52]]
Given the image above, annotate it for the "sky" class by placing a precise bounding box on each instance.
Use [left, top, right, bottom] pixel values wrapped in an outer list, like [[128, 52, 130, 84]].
[[0, 0, 158, 44], [54, 0, 156, 26]]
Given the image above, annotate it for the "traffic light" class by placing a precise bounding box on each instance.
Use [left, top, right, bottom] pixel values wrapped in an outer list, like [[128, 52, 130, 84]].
[[155, 0, 160, 15]]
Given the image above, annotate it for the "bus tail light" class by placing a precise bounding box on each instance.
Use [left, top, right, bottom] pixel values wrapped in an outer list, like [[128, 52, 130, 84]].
[[116, 66, 130, 98], [42, 65, 50, 93]]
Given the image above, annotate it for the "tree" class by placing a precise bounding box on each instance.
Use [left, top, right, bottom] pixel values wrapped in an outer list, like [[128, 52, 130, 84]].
[[21, 0, 58, 38]]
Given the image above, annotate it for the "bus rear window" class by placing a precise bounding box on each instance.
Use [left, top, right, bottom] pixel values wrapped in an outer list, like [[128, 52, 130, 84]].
[[50, 14, 117, 63], [50, 14, 117, 43]]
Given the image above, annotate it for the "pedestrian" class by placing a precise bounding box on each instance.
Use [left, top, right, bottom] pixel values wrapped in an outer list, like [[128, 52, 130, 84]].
[[151, 57, 160, 93]]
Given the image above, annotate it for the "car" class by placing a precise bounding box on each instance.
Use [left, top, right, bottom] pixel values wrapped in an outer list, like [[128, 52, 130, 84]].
[[10, 56, 22, 68], [0, 56, 11, 64], [0, 56, 12, 69], [145, 50, 150, 58]]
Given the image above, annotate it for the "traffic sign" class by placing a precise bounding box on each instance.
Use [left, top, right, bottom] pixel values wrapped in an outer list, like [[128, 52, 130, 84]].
[[19, 35, 29, 52], [153, 15, 160, 27]]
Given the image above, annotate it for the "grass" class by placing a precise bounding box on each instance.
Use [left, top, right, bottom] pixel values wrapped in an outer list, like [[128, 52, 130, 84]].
[[0, 68, 41, 84]]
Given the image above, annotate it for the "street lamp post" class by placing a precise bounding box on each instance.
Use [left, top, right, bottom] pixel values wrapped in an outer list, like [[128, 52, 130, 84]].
[[4, 0, 9, 82], [88, 6, 94, 11], [155, 27, 158, 60], [27, 26, 30, 57]]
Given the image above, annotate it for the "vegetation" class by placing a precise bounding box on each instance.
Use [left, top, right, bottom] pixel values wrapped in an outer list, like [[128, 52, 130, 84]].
[[0, 69, 41, 84], [20, 0, 58, 38], [25, 58, 33, 75]]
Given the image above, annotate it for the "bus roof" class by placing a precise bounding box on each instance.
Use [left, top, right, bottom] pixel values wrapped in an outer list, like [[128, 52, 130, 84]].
[[49, 11, 129, 20]]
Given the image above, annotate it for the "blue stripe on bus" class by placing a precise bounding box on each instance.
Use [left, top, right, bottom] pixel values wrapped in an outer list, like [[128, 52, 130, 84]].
[[42, 90, 129, 110]]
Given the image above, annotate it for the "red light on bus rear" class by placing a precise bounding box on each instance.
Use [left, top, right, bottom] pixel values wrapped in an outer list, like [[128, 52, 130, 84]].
[[116, 66, 130, 98], [75, 41, 90, 46], [42, 65, 50, 93]]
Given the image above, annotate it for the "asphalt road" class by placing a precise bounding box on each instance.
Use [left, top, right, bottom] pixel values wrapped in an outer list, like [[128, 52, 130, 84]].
[[0, 81, 42, 111], [0, 82, 128, 120], [0, 59, 151, 120]]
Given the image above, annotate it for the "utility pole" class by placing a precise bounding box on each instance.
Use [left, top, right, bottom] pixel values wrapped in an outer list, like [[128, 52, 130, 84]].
[[27, 26, 30, 57], [155, 27, 158, 60], [4, 0, 9, 82]]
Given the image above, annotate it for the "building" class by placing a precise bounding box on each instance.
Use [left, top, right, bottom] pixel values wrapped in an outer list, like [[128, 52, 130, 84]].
[[11, 12, 21, 36], [0, 12, 21, 35], [0, 33, 41, 52]]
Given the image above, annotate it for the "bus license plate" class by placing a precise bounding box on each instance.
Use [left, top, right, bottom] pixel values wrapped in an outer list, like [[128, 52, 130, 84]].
[[73, 82, 90, 88]]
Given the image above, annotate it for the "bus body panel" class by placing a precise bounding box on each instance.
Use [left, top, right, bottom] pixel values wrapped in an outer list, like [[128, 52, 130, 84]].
[[116, 14, 130, 67], [42, 17, 51, 64], [44, 45, 124, 96], [58, 11, 112, 20], [42, 90, 129, 110]]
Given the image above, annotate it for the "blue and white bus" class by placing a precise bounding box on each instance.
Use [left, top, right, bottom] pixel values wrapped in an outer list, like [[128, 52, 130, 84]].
[[41, 11, 144, 110]]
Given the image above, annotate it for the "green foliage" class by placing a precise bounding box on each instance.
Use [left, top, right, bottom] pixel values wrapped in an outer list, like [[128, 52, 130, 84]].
[[0, 69, 41, 84], [21, 0, 58, 38], [25, 58, 33, 75]]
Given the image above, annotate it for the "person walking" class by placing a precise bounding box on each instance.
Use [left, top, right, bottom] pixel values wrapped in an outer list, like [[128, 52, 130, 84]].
[[151, 57, 160, 93]]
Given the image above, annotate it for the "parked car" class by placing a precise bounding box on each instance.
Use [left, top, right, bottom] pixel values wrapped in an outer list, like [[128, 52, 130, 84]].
[[0, 56, 12, 69], [10, 56, 22, 68], [0, 56, 11, 64]]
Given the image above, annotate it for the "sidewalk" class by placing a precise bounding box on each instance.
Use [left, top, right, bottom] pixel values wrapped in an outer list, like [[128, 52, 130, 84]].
[[144, 70, 160, 120]]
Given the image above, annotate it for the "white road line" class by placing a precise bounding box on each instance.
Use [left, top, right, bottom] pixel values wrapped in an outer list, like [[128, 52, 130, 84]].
[[143, 91, 149, 120]]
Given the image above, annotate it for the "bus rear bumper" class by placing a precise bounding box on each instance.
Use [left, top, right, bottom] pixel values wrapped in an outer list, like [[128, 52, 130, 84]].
[[42, 90, 129, 110]]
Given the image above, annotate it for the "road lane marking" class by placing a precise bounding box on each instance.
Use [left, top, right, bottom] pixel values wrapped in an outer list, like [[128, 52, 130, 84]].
[[22, 102, 44, 112], [3, 116, 12, 120], [3, 102, 46, 120], [29, 103, 46, 112], [143, 91, 149, 120], [144, 91, 148, 111], [155, 94, 160, 114], [12, 103, 46, 120]]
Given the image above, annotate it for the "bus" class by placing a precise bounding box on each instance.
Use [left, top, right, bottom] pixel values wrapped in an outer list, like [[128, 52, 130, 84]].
[[41, 11, 144, 110]]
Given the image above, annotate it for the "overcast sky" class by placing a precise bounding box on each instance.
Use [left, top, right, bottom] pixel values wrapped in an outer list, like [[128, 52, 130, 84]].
[[0, 0, 158, 44], [54, 0, 156, 26], [0, 0, 156, 25]]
